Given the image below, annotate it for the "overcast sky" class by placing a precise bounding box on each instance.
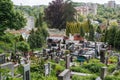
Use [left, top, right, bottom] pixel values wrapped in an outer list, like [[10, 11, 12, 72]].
[[11, 0, 120, 6]]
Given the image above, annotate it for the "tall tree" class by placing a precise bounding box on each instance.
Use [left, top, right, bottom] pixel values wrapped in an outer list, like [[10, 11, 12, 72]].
[[80, 26, 85, 37], [107, 27, 117, 46], [88, 25, 94, 41], [35, 13, 43, 28], [114, 30, 120, 49], [44, 0, 76, 30], [0, 0, 26, 35]]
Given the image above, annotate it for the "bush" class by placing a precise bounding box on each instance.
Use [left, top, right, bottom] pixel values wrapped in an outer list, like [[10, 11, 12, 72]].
[[72, 75, 97, 80], [105, 75, 120, 80], [71, 66, 90, 73], [108, 64, 116, 73], [82, 62, 105, 74]]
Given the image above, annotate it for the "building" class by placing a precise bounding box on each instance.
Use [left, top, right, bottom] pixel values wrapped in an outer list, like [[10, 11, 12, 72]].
[[108, 1, 116, 8], [104, 1, 116, 8], [74, 3, 97, 20]]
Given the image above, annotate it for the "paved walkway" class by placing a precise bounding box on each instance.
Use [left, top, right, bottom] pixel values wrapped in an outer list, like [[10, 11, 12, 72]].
[[71, 72, 91, 76]]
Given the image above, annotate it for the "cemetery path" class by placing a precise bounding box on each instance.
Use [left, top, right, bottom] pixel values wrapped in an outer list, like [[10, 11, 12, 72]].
[[71, 72, 91, 76]]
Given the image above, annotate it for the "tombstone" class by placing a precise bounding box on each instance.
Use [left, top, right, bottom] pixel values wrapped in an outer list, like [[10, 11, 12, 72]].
[[100, 67, 107, 80], [58, 69, 70, 80], [23, 63, 31, 80], [55, 57, 60, 63], [105, 56, 109, 65], [44, 63, 51, 76], [66, 54, 70, 69], [0, 54, 5, 64], [117, 56, 120, 69], [100, 48, 106, 63], [0, 62, 14, 80]]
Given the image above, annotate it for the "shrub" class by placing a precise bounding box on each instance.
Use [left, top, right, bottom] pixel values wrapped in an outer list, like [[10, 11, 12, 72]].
[[108, 64, 116, 73], [105, 75, 120, 80], [71, 66, 90, 73], [72, 75, 97, 80]]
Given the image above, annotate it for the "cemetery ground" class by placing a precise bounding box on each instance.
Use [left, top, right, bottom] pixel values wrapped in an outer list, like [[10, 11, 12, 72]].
[[1, 40, 120, 80]]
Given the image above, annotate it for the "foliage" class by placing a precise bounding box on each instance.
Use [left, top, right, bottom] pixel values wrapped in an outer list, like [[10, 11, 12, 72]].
[[80, 26, 85, 37], [71, 66, 90, 73], [45, 0, 76, 30], [105, 75, 120, 80], [28, 27, 48, 49], [114, 30, 120, 49], [17, 41, 30, 53], [35, 13, 43, 28], [72, 75, 97, 80], [108, 64, 116, 73], [0, 0, 26, 35], [106, 26, 117, 47], [88, 25, 94, 41]]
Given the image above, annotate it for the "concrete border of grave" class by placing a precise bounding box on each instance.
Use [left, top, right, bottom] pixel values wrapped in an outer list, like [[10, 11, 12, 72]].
[[58, 69, 71, 80], [23, 63, 31, 80], [0, 62, 14, 80]]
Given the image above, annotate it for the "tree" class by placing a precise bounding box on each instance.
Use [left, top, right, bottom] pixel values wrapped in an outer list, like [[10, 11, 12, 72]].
[[88, 25, 94, 41], [44, 0, 76, 30], [17, 41, 30, 53], [28, 27, 48, 49], [114, 30, 120, 49], [0, 0, 26, 35], [80, 26, 85, 37], [35, 13, 43, 28], [107, 27, 117, 46], [96, 26, 101, 34]]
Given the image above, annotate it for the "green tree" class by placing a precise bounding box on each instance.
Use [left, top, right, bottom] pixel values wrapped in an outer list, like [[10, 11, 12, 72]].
[[80, 26, 85, 37], [96, 26, 101, 34], [17, 41, 30, 53], [35, 13, 43, 28], [0, 0, 26, 35], [107, 27, 117, 46], [88, 25, 94, 41], [114, 30, 120, 49], [27, 28, 48, 49]]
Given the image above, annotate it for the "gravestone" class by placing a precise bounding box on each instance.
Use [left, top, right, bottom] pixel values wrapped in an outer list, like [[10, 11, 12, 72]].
[[117, 56, 120, 69], [0, 54, 5, 64], [23, 63, 30, 80], [0, 62, 14, 80], [44, 63, 51, 76], [66, 54, 70, 69], [58, 69, 70, 80], [100, 48, 106, 63], [100, 67, 107, 80]]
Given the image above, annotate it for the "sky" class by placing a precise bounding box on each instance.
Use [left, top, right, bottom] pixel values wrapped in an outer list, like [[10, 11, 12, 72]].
[[11, 0, 120, 6]]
